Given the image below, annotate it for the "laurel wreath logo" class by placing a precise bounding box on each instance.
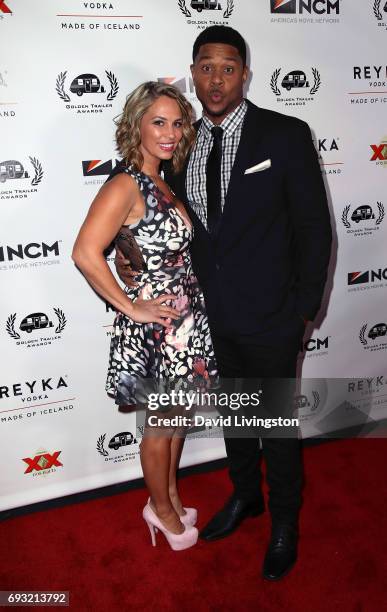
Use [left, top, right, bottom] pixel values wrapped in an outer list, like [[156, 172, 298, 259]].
[[310, 68, 321, 95], [54, 308, 67, 333], [270, 68, 281, 96], [6, 313, 20, 340], [97, 434, 109, 457], [223, 0, 234, 18], [271, 68, 321, 96], [376, 201, 385, 224], [106, 70, 119, 101], [56, 71, 70, 102], [359, 324, 368, 345], [311, 391, 320, 412], [29, 156, 43, 186], [373, 0, 382, 20], [178, 0, 191, 17], [341, 205, 351, 228]]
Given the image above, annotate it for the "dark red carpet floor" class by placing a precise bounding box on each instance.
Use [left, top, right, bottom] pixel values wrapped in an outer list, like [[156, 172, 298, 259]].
[[1, 438, 387, 612]]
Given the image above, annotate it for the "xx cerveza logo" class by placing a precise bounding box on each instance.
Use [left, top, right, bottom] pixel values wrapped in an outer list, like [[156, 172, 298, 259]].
[[56, 70, 118, 113], [178, 0, 234, 19], [97, 431, 138, 462], [22, 450, 63, 475], [370, 139, 387, 164], [271, 0, 340, 13], [0, 0, 11, 13], [360, 322, 387, 350], [6, 309, 67, 347]]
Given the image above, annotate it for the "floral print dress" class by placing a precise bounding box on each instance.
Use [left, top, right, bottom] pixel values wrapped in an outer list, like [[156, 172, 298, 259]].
[[105, 166, 218, 406]]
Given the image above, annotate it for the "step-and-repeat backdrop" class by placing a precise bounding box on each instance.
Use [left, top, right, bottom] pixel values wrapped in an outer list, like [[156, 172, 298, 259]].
[[1, 1, 386, 511]]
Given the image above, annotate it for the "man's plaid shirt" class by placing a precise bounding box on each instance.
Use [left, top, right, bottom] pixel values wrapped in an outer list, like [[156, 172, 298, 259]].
[[186, 99, 248, 229]]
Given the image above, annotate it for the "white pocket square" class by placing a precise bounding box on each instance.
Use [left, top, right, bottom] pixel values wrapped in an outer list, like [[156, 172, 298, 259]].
[[244, 159, 271, 174]]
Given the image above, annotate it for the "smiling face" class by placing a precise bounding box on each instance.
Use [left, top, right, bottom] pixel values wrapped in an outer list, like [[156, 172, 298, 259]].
[[139, 95, 184, 170], [191, 42, 248, 124]]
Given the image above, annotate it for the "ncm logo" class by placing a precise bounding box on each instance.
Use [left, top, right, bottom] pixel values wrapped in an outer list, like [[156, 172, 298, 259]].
[[271, 0, 340, 13], [0, 242, 59, 262], [300, 337, 329, 352]]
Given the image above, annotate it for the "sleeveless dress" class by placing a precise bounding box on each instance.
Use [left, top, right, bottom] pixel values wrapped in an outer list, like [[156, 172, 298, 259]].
[[105, 166, 218, 406]]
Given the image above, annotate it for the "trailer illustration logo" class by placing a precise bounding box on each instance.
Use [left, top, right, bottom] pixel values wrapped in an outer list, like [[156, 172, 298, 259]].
[[56, 71, 119, 103], [178, 0, 234, 19], [6, 308, 67, 341], [0, 158, 43, 186], [97, 431, 138, 457], [342, 202, 384, 228], [360, 322, 387, 348], [271, 68, 321, 96]]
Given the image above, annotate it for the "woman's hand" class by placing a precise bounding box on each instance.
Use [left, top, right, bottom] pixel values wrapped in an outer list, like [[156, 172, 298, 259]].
[[128, 292, 180, 327]]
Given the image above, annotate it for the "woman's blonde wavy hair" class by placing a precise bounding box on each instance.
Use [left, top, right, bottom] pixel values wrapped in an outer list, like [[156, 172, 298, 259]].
[[115, 81, 196, 174]]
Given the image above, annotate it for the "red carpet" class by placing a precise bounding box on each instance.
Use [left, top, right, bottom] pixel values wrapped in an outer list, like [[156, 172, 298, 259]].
[[1, 439, 387, 611]]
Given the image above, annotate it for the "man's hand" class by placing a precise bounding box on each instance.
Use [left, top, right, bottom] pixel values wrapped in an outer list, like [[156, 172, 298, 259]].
[[115, 246, 139, 287]]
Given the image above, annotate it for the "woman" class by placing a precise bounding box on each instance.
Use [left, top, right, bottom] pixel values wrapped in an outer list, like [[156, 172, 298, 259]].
[[72, 82, 217, 551]]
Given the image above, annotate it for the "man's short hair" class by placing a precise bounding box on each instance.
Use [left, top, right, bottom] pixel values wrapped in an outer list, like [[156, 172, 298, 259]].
[[192, 25, 247, 66]]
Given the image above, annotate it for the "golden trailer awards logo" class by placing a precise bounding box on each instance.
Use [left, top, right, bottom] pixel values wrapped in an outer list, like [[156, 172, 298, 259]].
[[178, 0, 234, 28], [97, 431, 139, 464], [360, 322, 387, 352], [270, 67, 321, 106], [0, 157, 44, 200], [56, 70, 119, 114], [373, 0, 387, 30], [342, 202, 384, 237], [6, 308, 67, 349]]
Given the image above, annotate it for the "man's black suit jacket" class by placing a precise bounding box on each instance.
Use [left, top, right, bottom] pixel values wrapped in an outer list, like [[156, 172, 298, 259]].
[[165, 100, 332, 341]]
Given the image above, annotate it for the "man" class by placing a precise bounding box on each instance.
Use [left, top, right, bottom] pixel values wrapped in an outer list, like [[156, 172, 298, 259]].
[[118, 26, 332, 580]]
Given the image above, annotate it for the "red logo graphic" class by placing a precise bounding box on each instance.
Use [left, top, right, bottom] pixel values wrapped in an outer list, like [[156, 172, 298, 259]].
[[22, 451, 62, 473], [0, 1, 12, 13], [370, 144, 387, 161]]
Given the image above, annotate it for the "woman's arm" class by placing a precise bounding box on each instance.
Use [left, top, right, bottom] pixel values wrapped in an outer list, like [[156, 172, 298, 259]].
[[72, 173, 180, 325], [72, 173, 137, 315]]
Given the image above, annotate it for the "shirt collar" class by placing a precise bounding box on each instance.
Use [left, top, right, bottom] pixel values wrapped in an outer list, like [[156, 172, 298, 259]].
[[201, 99, 248, 138]]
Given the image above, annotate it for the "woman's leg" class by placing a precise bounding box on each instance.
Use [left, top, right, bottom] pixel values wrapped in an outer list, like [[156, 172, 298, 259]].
[[140, 422, 184, 534], [169, 431, 186, 516]]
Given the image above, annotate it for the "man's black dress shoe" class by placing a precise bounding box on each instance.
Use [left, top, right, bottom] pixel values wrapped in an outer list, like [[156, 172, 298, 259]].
[[199, 495, 265, 541], [262, 523, 298, 581]]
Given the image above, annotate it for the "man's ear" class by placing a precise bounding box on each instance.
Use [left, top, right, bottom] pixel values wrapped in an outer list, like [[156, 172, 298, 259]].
[[242, 65, 249, 84]]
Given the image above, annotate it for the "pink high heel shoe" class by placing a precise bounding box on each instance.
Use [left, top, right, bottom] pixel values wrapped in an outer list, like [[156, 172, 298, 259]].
[[180, 507, 197, 527], [143, 503, 198, 551], [147, 498, 197, 527]]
